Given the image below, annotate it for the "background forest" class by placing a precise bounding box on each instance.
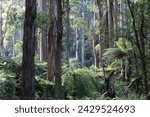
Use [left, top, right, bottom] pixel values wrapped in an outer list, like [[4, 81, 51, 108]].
[[0, 0, 150, 100]]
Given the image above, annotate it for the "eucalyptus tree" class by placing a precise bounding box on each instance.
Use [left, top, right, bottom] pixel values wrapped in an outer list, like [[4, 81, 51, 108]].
[[47, 0, 63, 99], [22, 0, 37, 100], [40, 0, 47, 62]]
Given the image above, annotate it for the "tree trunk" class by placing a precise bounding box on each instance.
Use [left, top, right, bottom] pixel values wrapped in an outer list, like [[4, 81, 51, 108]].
[[114, 0, 118, 41], [120, 0, 127, 81], [55, 0, 63, 99], [66, 0, 70, 64], [0, 0, 2, 57], [0, 0, 4, 57], [75, 27, 79, 64], [107, 0, 114, 48], [47, 0, 57, 81], [96, 0, 104, 67], [47, 0, 63, 99], [22, 0, 36, 100], [105, 11, 109, 48], [120, 0, 126, 37], [92, 1, 100, 68], [81, 11, 85, 67], [40, 0, 47, 61]]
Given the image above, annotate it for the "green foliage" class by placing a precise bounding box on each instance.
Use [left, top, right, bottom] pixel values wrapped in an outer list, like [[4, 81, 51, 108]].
[[0, 72, 19, 99], [35, 77, 55, 99], [14, 40, 23, 56], [62, 65, 104, 99], [0, 58, 21, 75], [95, 44, 101, 53], [103, 38, 133, 60], [116, 38, 132, 52], [36, 11, 49, 30], [35, 60, 47, 76]]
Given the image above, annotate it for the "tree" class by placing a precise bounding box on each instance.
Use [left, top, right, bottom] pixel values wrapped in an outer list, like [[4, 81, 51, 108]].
[[22, 0, 37, 100], [40, 0, 47, 62], [114, 0, 118, 41], [81, 0, 85, 67], [0, 0, 2, 57], [96, 0, 103, 68], [47, 0, 63, 99], [66, 0, 70, 64], [107, 0, 114, 48], [120, 0, 126, 37], [93, 0, 100, 68], [47, 0, 56, 81], [0, 0, 4, 57], [75, 27, 79, 63], [127, 0, 148, 96]]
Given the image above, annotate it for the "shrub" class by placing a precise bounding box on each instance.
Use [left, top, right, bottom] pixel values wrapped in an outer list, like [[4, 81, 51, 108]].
[[35, 77, 55, 99], [0, 74, 19, 99], [62, 65, 105, 99]]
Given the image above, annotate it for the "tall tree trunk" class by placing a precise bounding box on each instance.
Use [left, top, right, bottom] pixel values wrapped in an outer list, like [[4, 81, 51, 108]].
[[75, 27, 79, 64], [48, 0, 63, 99], [47, 0, 56, 81], [66, 0, 70, 64], [107, 0, 114, 48], [81, 15, 85, 67], [139, 6, 148, 97], [105, 11, 109, 48], [81, 0, 85, 67], [0, 0, 2, 57], [120, 0, 127, 81], [114, 0, 118, 41], [55, 0, 63, 99], [92, 1, 100, 68], [96, 0, 104, 67], [0, 0, 4, 57], [120, 0, 126, 37], [40, 0, 47, 61], [22, 0, 36, 100]]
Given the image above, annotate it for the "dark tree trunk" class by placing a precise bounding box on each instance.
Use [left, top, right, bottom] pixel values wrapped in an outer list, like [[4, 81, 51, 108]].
[[107, 0, 114, 48], [55, 0, 63, 99], [22, 0, 36, 100], [66, 0, 70, 64], [47, 0, 56, 81], [47, 0, 63, 99], [114, 0, 118, 41]]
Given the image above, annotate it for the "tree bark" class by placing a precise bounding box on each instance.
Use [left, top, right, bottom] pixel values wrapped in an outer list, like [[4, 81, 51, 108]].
[[55, 0, 63, 99], [40, 0, 47, 62], [107, 0, 114, 48], [47, 0, 63, 99], [92, 1, 100, 68], [22, 0, 36, 100], [81, 0, 85, 67], [66, 0, 70, 64], [120, 0, 126, 37], [75, 27, 79, 64], [0, 0, 2, 57], [0, 0, 4, 57], [47, 0, 57, 81], [114, 0, 118, 41]]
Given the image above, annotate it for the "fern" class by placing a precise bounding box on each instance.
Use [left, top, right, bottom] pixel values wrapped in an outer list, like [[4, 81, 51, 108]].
[[62, 67, 104, 99]]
